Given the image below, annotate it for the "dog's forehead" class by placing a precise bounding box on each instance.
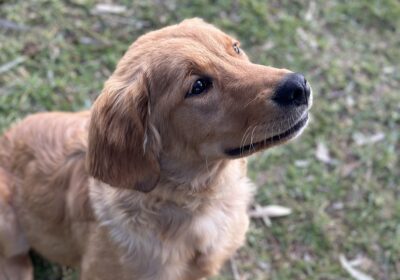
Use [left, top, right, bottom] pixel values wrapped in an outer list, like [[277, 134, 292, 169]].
[[145, 19, 234, 47], [127, 20, 241, 76], [131, 19, 236, 58], [180, 19, 229, 34], [179, 20, 233, 44]]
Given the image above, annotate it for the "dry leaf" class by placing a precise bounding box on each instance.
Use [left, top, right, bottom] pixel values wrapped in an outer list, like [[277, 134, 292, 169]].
[[0, 57, 26, 74], [339, 254, 374, 280], [249, 205, 292, 218], [315, 142, 334, 164], [93, 4, 127, 14], [353, 132, 385, 146]]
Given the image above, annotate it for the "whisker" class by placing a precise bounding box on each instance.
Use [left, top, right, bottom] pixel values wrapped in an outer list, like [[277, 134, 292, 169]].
[[249, 125, 257, 153], [240, 125, 252, 149], [239, 125, 252, 155], [243, 95, 259, 108], [240, 125, 254, 156]]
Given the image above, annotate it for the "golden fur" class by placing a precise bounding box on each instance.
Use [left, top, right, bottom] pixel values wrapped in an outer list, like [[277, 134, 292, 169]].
[[0, 19, 311, 279]]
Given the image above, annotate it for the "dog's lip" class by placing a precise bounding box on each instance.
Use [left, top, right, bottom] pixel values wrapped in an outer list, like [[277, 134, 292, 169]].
[[224, 114, 309, 157]]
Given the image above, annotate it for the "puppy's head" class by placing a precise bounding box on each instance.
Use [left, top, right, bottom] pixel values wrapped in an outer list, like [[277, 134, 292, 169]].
[[87, 18, 312, 191]]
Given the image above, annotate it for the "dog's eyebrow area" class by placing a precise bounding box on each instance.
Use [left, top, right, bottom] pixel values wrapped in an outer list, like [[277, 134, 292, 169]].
[[185, 33, 239, 58]]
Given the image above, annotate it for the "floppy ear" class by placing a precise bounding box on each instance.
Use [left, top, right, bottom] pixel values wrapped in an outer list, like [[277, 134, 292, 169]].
[[87, 73, 160, 192]]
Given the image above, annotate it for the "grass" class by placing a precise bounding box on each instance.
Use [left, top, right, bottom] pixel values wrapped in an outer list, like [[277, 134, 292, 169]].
[[1, 0, 399, 279]]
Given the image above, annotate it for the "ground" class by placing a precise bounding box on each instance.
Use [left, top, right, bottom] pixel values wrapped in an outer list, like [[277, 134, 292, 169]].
[[0, 0, 399, 279]]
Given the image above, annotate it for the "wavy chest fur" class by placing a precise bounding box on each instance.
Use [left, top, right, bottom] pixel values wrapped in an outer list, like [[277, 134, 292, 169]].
[[89, 160, 254, 280]]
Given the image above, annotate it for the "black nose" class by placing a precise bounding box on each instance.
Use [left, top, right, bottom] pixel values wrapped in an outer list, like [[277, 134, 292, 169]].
[[273, 73, 310, 106]]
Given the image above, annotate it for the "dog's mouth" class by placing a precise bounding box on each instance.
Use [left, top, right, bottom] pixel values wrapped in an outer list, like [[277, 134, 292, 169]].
[[224, 114, 309, 157]]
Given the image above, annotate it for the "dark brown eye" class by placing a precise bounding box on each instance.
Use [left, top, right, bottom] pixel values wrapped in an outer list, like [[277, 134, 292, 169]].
[[233, 42, 240, 54], [186, 78, 212, 98]]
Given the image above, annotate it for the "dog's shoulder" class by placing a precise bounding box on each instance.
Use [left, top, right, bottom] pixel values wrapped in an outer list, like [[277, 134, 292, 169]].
[[0, 111, 90, 172]]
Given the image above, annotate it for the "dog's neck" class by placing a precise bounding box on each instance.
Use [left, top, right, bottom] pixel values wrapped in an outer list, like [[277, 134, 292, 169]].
[[89, 157, 253, 276], [159, 152, 229, 193]]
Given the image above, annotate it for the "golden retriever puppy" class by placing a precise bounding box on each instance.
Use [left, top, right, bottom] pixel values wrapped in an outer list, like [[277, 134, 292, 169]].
[[0, 18, 312, 280]]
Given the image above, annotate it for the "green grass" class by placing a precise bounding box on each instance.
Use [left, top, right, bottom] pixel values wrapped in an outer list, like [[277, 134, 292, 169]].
[[1, 0, 399, 279]]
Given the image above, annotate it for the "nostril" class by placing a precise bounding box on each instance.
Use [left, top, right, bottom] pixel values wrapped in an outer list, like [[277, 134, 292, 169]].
[[273, 73, 309, 107], [293, 87, 305, 105]]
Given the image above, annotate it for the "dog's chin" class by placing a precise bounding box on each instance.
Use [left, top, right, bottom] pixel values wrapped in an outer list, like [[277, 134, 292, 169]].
[[224, 114, 309, 158]]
